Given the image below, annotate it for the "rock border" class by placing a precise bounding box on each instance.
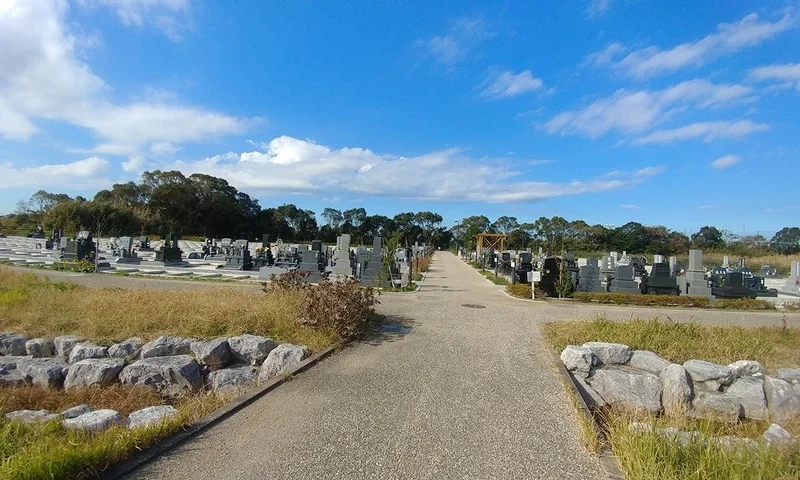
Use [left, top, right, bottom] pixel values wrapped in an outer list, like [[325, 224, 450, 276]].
[[99, 343, 339, 480], [550, 347, 624, 480]]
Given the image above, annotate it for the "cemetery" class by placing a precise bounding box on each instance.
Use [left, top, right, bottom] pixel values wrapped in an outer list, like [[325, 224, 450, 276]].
[[462, 236, 799, 307], [0, 231, 433, 290]]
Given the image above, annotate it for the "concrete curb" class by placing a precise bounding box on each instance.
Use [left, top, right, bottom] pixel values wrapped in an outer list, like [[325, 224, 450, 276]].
[[100, 344, 340, 480], [550, 348, 625, 480]]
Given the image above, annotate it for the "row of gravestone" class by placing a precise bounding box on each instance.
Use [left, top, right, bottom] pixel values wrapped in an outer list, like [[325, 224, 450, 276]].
[[0, 333, 309, 396], [561, 342, 800, 424]]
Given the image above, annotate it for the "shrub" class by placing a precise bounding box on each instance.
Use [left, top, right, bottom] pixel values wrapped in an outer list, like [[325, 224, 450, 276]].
[[506, 284, 532, 298], [573, 292, 712, 308], [51, 261, 95, 273], [264, 271, 380, 339], [714, 298, 776, 310]]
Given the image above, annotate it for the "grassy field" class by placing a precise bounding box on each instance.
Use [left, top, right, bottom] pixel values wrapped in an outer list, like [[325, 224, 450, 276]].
[[0, 268, 337, 351], [544, 317, 800, 479], [0, 266, 379, 479]]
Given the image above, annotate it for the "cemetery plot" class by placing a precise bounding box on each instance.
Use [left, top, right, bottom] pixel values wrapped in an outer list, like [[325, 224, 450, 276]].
[[460, 244, 799, 308]]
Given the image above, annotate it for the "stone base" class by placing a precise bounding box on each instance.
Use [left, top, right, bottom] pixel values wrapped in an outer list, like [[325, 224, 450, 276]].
[[114, 257, 141, 265], [609, 280, 640, 294]]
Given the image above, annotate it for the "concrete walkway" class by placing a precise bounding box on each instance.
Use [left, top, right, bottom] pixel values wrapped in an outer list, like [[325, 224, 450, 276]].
[[129, 252, 606, 479]]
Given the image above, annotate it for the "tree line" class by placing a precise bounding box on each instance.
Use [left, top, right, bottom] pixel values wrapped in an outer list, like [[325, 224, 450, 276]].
[[1, 170, 798, 254], [453, 216, 800, 256], [2, 171, 451, 248]]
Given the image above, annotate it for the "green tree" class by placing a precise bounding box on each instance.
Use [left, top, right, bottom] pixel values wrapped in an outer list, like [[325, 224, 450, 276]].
[[771, 227, 800, 254], [691, 226, 725, 250]]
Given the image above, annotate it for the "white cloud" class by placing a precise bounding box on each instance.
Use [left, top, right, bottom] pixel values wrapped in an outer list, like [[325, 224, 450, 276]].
[[481, 70, 543, 99], [633, 121, 768, 145], [710, 154, 741, 169], [545, 80, 753, 138], [0, 0, 253, 155], [750, 63, 800, 90], [590, 12, 795, 78], [420, 16, 494, 66], [77, 0, 190, 40], [585, 0, 612, 18], [170, 135, 665, 203], [620, 204, 640, 209], [0, 157, 110, 188], [585, 42, 626, 67]]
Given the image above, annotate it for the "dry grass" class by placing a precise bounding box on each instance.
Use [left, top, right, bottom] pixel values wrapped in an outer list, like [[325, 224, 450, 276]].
[[543, 317, 800, 372], [545, 318, 800, 478], [688, 253, 797, 276], [0, 268, 337, 351], [0, 386, 167, 417]]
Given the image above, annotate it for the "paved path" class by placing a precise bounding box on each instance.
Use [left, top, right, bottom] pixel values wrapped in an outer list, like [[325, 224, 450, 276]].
[[125, 253, 799, 479]]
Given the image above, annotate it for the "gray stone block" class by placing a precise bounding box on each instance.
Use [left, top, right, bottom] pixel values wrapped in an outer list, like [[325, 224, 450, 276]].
[[628, 350, 670, 375], [25, 338, 55, 357], [259, 344, 309, 382], [660, 364, 693, 416], [587, 367, 662, 414], [64, 358, 125, 389], [127, 405, 180, 429], [63, 409, 123, 433]]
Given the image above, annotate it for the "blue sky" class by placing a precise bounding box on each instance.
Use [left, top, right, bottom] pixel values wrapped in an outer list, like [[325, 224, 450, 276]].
[[1, 0, 799, 236]]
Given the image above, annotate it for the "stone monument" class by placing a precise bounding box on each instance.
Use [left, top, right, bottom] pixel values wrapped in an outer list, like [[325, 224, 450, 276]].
[[608, 265, 640, 294], [678, 249, 712, 296]]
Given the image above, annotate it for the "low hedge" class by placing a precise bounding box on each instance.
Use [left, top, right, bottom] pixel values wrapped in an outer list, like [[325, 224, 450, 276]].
[[572, 292, 776, 310]]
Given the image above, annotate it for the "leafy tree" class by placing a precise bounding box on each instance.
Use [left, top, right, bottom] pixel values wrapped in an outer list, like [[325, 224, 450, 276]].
[[492, 216, 519, 235], [691, 226, 725, 250], [321, 208, 344, 230], [771, 227, 800, 254]]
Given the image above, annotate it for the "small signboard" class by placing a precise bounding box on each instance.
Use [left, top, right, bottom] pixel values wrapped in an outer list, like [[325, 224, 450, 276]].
[[530, 271, 541, 283]]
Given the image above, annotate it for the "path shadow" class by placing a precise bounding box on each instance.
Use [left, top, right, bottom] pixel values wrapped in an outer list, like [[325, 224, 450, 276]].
[[356, 313, 418, 347]]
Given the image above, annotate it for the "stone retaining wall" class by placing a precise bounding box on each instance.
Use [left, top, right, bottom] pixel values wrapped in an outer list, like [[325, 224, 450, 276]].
[[560, 342, 800, 423], [0, 332, 309, 395]]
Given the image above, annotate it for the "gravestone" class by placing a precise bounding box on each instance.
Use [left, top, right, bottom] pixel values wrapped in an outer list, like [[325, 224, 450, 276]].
[[221, 239, 253, 270], [712, 272, 755, 299], [609, 265, 641, 294], [311, 240, 322, 252], [360, 236, 383, 286], [576, 258, 604, 292], [138, 236, 152, 250], [115, 236, 140, 264], [722, 256, 730, 269], [297, 250, 322, 282], [331, 234, 354, 277], [678, 249, 712, 297], [62, 231, 95, 262], [642, 262, 679, 295], [653, 254, 664, 264], [786, 261, 800, 294], [155, 234, 185, 265], [669, 256, 678, 277]]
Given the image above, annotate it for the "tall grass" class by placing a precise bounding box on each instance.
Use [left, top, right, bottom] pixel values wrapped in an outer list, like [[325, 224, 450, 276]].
[[606, 413, 800, 480], [0, 268, 336, 351], [543, 317, 800, 372]]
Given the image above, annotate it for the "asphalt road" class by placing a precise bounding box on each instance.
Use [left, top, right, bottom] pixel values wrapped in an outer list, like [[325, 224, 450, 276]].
[[118, 253, 798, 480]]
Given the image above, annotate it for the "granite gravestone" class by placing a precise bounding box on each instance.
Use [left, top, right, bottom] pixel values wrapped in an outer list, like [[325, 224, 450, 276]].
[[608, 265, 640, 294], [576, 258, 604, 292], [786, 261, 800, 294], [678, 249, 712, 296], [331, 234, 354, 277]]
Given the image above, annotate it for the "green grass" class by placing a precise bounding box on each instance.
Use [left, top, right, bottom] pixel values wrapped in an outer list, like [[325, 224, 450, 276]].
[[0, 395, 221, 480], [606, 414, 800, 480]]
